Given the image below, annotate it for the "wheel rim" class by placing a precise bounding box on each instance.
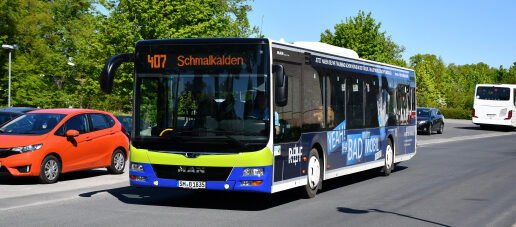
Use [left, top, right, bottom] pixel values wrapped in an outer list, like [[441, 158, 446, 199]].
[[44, 160, 58, 181], [308, 156, 320, 189], [114, 152, 125, 171], [385, 145, 393, 170]]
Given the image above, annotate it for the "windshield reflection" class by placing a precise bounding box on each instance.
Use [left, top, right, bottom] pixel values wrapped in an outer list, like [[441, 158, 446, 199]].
[[135, 73, 269, 152], [0, 113, 65, 135]]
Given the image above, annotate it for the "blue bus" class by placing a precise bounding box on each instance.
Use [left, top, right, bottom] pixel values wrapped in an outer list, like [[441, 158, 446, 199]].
[[100, 38, 416, 198]]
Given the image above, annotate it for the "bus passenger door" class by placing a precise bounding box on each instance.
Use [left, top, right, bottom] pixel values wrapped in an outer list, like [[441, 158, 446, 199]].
[[272, 57, 303, 183]]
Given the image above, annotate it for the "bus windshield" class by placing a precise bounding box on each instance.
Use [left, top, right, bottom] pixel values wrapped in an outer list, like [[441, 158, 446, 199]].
[[133, 43, 269, 153], [476, 86, 511, 101]]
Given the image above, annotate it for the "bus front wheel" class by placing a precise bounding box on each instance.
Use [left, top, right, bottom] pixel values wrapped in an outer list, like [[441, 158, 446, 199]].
[[301, 148, 322, 198]]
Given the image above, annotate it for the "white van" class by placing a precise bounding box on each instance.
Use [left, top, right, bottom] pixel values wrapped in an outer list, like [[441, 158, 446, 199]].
[[472, 84, 516, 128]]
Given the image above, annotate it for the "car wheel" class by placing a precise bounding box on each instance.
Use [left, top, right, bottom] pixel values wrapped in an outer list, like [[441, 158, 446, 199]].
[[107, 149, 126, 174], [38, 155, 60, 184], [381, 139, 394, 176], [426, 124, 432, 135], [437, 123, 444, 134], [301, 148, 322, 198]]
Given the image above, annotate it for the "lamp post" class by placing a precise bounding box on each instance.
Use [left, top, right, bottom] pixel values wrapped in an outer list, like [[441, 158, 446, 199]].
[[68, 62, 84, 108], [2, 44, 14, 107]]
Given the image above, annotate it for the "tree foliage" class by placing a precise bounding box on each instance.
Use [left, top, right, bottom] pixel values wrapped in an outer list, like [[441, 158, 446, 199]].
[[0, 0, 256, 112], [320, 11, 407, 67], [1, 5, 515, 119]]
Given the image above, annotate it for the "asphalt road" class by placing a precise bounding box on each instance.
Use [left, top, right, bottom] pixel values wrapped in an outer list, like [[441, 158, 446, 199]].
[[1, 119, 516, 227]]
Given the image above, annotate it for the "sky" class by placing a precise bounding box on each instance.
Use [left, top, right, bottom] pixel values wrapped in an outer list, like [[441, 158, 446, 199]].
[[247, 0, 516, 68]]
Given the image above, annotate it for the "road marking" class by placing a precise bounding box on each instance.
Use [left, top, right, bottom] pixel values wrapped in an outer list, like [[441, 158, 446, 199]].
[[0, 196, 82, 211], [418, 131, 516, 147]]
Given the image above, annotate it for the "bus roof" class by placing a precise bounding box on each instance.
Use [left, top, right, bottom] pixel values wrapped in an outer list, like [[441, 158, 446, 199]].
[[476, 84, 516, 88], [271, 39, 414, 73]]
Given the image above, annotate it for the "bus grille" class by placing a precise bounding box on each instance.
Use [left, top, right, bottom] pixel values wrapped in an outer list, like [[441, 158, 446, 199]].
[[151, 164, 232, 181]]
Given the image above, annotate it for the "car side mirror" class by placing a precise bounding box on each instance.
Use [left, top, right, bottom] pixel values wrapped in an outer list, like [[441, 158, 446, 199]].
[[66, 129, 80, 137], [273, 64, 288, 107]]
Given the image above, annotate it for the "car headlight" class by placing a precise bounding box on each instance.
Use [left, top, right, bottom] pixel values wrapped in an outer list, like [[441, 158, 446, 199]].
[[130, 163, 144, 172], [10, 144, 43, 153], [418, 121, 427, 125], [242, 168, 264, 176]]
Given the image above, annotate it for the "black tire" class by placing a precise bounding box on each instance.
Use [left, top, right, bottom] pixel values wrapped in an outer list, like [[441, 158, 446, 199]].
[[382, 139, 394, 176], [38, 155, 60, 184], [426, 124, 432, 135], [107, 149, 126, 174], [437, 123, 444, 134], [301, 148, 322, 198]]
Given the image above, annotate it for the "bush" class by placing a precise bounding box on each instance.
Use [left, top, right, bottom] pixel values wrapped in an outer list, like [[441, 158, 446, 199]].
[[439, 107, 471, 119]]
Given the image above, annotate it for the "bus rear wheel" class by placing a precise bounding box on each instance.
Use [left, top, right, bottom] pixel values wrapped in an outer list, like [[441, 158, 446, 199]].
[[382, 139, 394, 176], [301, 148, 322, 198]]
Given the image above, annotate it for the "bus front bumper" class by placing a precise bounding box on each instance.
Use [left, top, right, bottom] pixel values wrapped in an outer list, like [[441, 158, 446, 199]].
[[129, 162, 272, 193]]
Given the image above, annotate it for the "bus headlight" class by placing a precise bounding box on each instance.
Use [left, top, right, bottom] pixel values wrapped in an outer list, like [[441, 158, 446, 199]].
[[242, 168, 264, 176], [130, 163, 144, 172]]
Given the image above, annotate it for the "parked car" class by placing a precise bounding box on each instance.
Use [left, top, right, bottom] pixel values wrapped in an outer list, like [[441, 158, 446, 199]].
[[0, 109, 129, 183], [115, 115, 132, 138], [417, 107, 444, 135], [0, 107, 38, 125]]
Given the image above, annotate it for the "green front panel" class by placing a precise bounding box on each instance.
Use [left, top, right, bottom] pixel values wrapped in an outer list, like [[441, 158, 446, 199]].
[[130, 145, 273, 167]]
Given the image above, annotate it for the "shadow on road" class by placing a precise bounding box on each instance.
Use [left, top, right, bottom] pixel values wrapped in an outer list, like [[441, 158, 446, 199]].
[[79, 186, 301, 211], [456, 125, 514, 132], [0, 169, 110, 185], [321, 166, 407, 193], [336, 207, 451, 227], [78, 166, 408, 211]]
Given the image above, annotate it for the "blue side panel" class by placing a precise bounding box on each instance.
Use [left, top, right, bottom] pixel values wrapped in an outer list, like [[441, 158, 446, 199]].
[[272, 132, 326, 182], [327, 127, 383, 169], [129, 163, 272, 193], [398, 125, 416, 154]]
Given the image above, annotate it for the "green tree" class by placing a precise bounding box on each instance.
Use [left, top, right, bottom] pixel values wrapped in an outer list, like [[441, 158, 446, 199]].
[[94, 0, 257, 112], [0, 0, 101, 108], [320, 10, 406, 67], [410, 54, 449, 107]]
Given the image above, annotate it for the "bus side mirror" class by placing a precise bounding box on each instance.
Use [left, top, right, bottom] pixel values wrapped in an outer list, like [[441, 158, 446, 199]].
[[100, 53, 135, 94], [274, 64, 288, 107]]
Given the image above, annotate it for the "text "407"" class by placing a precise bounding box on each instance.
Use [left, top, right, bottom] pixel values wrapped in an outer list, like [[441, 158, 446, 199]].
[[148, 54, 167, 69]]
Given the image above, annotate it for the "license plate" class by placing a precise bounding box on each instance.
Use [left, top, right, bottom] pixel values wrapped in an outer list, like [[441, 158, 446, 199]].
[[178, 180, 206, 189], [487, 114, 496, 118]]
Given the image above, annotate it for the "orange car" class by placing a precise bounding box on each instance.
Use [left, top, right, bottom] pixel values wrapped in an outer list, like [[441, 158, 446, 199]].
[[0, 109, 129, 183]]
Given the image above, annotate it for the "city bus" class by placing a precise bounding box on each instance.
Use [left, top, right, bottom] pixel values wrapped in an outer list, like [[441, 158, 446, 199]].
[[100, 38, 417, 198], [472, 84, 516, 129]]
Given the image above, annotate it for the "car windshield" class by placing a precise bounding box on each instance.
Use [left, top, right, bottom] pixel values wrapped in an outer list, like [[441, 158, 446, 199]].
[[417, 109, 431, 117], [0, 113, 16, 125], [476, 86, 510, 100], [0, 113, 66, 135]]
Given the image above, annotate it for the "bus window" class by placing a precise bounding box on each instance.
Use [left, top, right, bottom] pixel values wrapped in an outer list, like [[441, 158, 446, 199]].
[[302, 67, 324, 132], [326, 74, 346, 129], [514, 89, 516, 106], [364, 76, 379, 128], [346, 77, 364, 129]]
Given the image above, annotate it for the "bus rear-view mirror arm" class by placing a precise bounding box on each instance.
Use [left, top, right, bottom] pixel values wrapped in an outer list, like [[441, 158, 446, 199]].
[[100, 53, 135, 94], [273, 64, 288, 107]]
